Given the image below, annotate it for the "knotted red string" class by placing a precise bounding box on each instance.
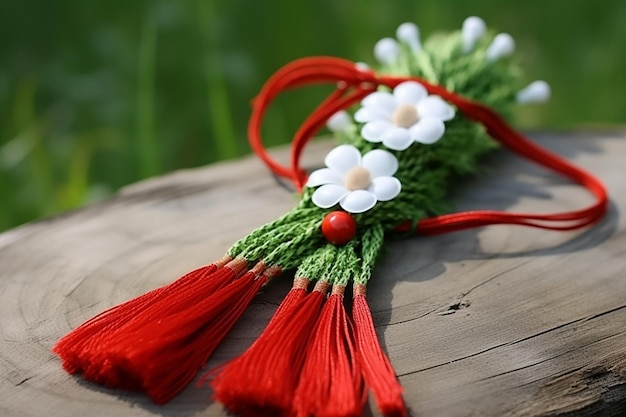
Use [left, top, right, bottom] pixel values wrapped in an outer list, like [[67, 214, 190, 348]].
[[248, 56, 608, 234]]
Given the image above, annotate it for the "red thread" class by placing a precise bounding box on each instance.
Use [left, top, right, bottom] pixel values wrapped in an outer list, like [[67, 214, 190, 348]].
[[248, 56, 608, 234], [353, 292, 407, 417], [134, 264, 272, 403], [53, 262, 225, 379], [54, 259, 279, 404], [209, 280, 327, 416], [293, 289, 367, 417]]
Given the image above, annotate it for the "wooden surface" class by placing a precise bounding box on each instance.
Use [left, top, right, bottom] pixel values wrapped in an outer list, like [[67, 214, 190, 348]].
[[1, 130, 625, 417]]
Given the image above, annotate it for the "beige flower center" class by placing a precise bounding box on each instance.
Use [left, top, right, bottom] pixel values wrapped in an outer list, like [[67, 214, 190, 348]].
[[344, 167, 372, 191], [391, 104, 419, 128]]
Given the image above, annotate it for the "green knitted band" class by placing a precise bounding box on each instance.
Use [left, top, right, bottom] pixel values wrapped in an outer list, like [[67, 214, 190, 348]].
[[356, 224, 385, 285]]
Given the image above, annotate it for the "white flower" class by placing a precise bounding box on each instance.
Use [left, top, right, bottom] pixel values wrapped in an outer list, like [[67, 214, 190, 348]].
[[307, 144, 401, 214], [355, 81, 455, 151]]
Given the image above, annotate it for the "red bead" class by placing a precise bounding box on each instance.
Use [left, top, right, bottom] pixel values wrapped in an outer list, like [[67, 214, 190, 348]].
[[321, 211, 357, 246]]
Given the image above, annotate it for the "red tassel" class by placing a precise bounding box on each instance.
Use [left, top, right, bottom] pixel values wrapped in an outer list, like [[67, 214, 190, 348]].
[[81, 260, 249, 392], [110, 261, 278, 404], [210, 278, 329, 416], [53, 255, 234, 377], [352, 285, 407, 417], [293, 285, 366, 417], [54, 257, 278, 404], [60, 257, 247, 390]]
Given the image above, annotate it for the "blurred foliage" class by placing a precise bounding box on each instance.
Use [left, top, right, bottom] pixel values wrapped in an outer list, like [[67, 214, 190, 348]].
[[0, 0, 624, 231]]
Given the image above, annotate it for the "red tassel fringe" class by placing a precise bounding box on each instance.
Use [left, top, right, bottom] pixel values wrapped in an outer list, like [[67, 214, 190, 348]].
[[53, 255, 233, 376], [293, 285, 366, 417], [53, 257, 280, 404], [210, 278, 329, 416], [353, 285, 407, 417], [85, 260, 247, 392], [210, 282, 407, 417], [56, 255, 409, 416]]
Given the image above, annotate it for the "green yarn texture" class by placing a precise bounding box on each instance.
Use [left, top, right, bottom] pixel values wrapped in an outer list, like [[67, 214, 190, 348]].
[[227, 27, 524, 287]]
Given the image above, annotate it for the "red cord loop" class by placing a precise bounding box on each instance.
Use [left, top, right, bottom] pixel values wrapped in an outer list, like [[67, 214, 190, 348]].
[[248, 57, 608, 234]]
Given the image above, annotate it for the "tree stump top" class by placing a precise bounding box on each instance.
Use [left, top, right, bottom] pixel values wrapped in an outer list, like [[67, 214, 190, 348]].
[[1, 130, 625, 417]]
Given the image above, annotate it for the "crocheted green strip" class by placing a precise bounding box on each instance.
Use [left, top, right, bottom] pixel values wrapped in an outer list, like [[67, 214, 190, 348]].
[[293, 239, 361, 287], [356, 224, 385, 285], [292, 225, 383, 286], [295, 243, 337, 283], [228, 207, 324, 265], [328, 240, 360, 287], [263, 218, 323, 269]]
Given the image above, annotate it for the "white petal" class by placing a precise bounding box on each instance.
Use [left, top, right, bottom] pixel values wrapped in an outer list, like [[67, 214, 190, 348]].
[[486, 33, 515, 62], [393, 81, 427, 104], [516, 80, 551, 104], [361, 120, 393, 143], [362, 149, 398, 178], [354, 106, 391, 123], [382, 127, 412, 151], [340, 190, 377, 214], [355, 62, 370, 71], [417, 96, 455, 121], [374, 38, 400, 64], [361, 91, 397, 112], [462, 16, 486, 53], [324, 144, 361, 175], [312, 184, 349, 209], [326, 111, 352, 132], [409, 118, 445, 144], [354, 107, 371, 123], [396, 22, 421, 52], [306, 168, 343, 187], [369, 177, 401, 201]]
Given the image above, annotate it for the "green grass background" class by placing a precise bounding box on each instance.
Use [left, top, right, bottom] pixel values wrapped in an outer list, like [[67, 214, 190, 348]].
[[0, 0, 624, 231]]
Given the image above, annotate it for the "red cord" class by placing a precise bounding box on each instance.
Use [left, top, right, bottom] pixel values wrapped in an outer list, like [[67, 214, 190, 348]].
[[248, 57, 608, 234]]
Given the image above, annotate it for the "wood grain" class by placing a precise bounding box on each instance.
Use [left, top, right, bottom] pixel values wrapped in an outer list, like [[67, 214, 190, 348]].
[[1, 131, 625, 417]]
